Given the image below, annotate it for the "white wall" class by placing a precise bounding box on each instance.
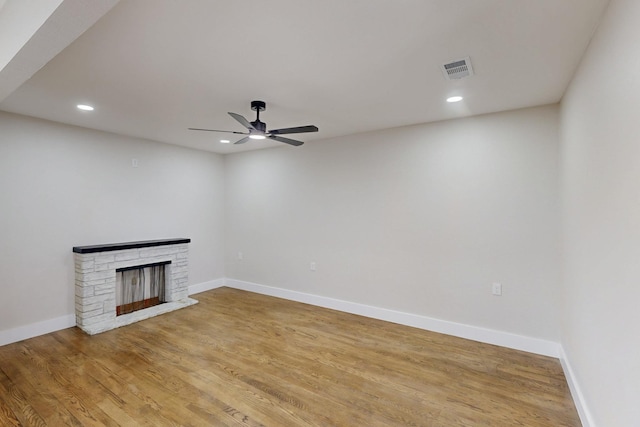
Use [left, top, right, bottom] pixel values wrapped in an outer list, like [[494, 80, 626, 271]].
[[0, 111, 225, 331], [225, 105, 561, 341], [560, 0, 640, 425]]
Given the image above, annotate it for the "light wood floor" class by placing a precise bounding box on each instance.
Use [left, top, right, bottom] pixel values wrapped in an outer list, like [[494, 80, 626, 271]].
[[0, 287, 580, 426]]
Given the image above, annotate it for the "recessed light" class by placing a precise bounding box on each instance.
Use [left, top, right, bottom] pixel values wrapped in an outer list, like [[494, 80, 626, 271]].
[[220, 139, 230, 144], [77, 104, 94, 111], [446, 96, 463, 103]]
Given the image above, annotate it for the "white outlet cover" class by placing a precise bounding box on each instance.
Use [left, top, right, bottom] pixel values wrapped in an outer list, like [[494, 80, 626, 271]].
[[492, 283, 502, 296]]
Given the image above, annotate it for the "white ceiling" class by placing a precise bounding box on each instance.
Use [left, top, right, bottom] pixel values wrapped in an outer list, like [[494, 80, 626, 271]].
[[0, 0, 609, 154]]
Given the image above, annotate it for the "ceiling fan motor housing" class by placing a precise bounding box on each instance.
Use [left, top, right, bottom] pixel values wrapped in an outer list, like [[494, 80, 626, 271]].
[[251, 100, 266, 112]]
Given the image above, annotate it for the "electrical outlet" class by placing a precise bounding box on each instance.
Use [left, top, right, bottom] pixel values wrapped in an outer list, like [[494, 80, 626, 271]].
[[132, 158, 139, 168], [492, 282, 502, 296], [310, 261, 317, 271], [237, 251, 243, 261]]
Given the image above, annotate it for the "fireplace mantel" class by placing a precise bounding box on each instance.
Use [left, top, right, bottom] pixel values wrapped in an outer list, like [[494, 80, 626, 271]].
[[73, 238, 191, 254], [73, 238, 197, 335]]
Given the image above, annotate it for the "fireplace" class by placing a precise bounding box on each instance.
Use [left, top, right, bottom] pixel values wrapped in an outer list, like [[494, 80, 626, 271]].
[[73, 238, 197, 335]]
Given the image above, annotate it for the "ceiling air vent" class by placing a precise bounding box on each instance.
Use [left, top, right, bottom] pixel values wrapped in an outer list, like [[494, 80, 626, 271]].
[[441, 56, 474, 80]]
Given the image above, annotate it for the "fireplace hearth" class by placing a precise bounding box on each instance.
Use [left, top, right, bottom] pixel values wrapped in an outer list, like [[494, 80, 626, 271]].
[[73, 238, 197, 335]]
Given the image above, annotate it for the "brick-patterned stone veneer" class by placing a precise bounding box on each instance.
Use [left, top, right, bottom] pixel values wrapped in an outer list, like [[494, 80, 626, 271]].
[[73, 239, 197, 335]]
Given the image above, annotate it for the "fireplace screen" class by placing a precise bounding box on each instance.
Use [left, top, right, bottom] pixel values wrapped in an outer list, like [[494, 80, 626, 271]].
[[116, 262, 168, 316]]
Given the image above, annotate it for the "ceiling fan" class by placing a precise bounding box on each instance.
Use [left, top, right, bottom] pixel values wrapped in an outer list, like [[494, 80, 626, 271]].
[[189, 100, 318, 146]]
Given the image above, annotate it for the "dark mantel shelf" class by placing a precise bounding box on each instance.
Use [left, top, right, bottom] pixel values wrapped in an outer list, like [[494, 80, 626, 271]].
[[73, 238, 191, 254]]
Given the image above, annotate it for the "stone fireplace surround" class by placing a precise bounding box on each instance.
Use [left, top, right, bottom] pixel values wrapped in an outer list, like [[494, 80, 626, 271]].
[[73, 238, 198, 335]]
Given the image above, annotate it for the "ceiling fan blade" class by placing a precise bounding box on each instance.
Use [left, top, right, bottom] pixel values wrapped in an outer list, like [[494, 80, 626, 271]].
[[269, 135, 304, 147], [228, 112, 255, 130], [188, 128, 247, 134], [269, 125, 319, 135], [234, 136, 251, 145]]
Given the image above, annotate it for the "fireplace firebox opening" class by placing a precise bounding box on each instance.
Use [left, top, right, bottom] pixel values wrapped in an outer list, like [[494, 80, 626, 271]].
[[116, 261, 169, 316]]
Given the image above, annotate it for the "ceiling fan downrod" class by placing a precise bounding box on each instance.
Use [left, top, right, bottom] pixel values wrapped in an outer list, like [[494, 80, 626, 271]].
[[250, 100, 267, 132]]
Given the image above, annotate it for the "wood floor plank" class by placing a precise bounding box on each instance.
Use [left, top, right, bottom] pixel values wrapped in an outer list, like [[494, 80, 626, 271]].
[[124, 328, 343, 426], [0, 365, 48, 427], [173, 312, 436, 424], [0, 397, 22, 427], [0, 341, 115, 427], [0, 287, 581, 426], [51, 331, 213, 427], [133, 317, 437, 425]]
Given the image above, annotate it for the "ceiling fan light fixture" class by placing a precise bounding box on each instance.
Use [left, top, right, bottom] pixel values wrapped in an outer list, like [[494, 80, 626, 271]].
[[249, 133, 266, 140]]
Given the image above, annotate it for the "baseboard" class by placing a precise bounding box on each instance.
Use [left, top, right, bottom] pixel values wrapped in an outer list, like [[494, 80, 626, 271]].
[[224, 278, 560, 358], [0, 278, 226, 347], [188, 278, 225, 295], [560, 346, 594, 427], [0, 314, 76, 347], [0, 277, 560, 359]]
